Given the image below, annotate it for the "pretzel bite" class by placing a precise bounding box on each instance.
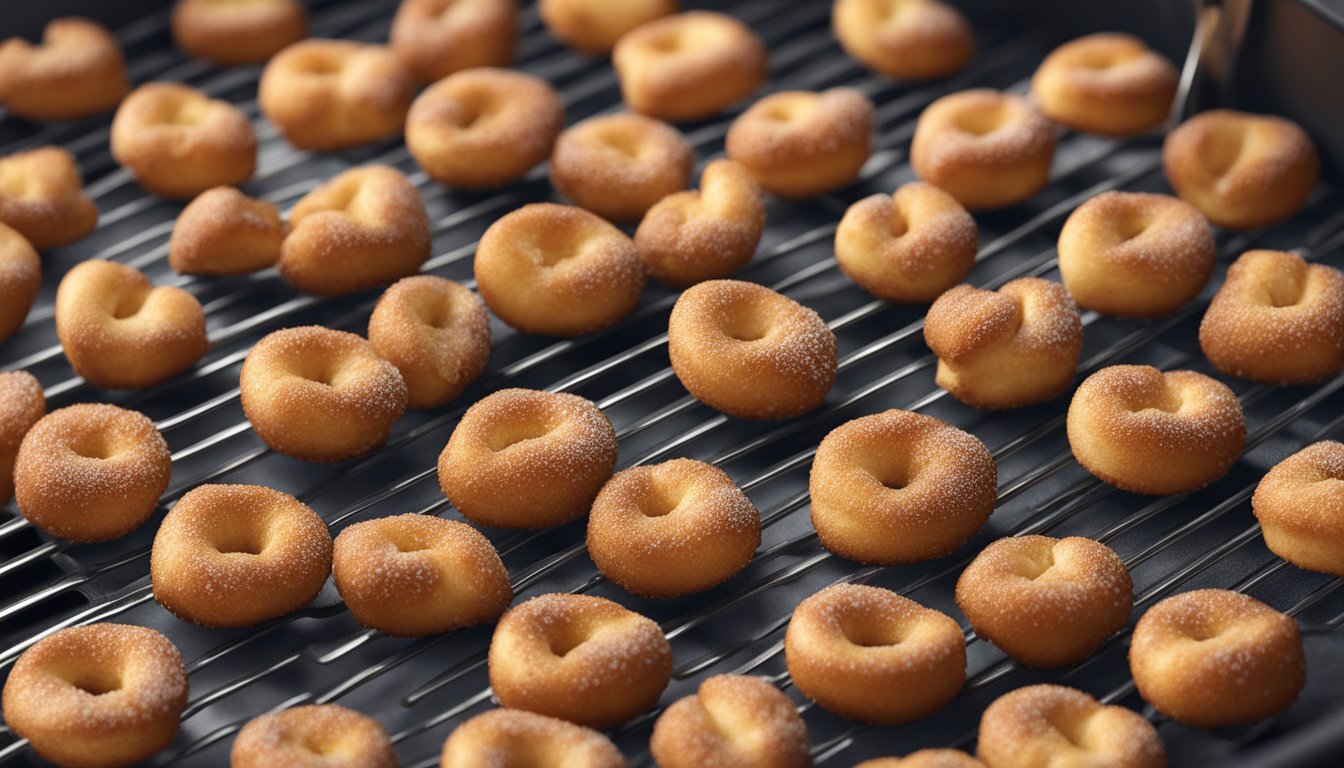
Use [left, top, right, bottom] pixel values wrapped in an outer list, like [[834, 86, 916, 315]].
[[726, 88, 875, 199], [0, 18, 129, 121], [0, 222, 40, 340], [977, 684, 1165, 768], [168, 187, 285, 276], [233, 705, 396, 768], [368, 276, 490, 409], [1031, 33, 1178, 136], [541, 0, 677, 55], [551, 113, 694, 223], [0, 371, 43, 505], [650, 674, 809, 768], [440, 709, 626, 768], [833, 0, 974, 81], [172, 0, 307, 66], [1254, 441, 1344, 576], [390, 0, 517, 84], [856, 751, 985, 768], [0, 146, 98, 250]]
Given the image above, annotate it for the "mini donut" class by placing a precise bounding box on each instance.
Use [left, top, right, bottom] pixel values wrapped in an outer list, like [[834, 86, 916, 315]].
[[1199, 249, 1344, 385], [474, 203, 644, 336], [785, 583, 966, 724], [438, 388, 617, 528], [541, 0, 677, 55], [650, 674, 809, 768], [233, 704, 395, 768], [634, 158, 765, 288], [168, 187, 286, 276], [332, 513, 512, 637], [1253, 441, 1344, 576], [0, 221, 40, 340], [2, 623, 188, 768], [1067, 365, 1245, 495], [440, 709, 626, 768], [833, 0, 975, 81], [390, 0, 517, 85], [368, 275, 490, 409], [587, 458, 760, 597], [0, 371, 44, 505], [1058, 191, 1216, 318], [612, 11, 767, 122], [280, 165, 430, 296], [809, 409, 997, 564], [1163, 109, 1319, 230], [172, 0, 307, 66], [835, 181, 978, 303], [0, 17, 129, 121], [977, 684, 1165, 768], [152, 484, 334, 628], [725, 88, 875, 199], [911, 89, 1057, 211], [0, 146, 98, 250], [856, 751, 985, 768], [955, 535, 1132, 667], [406, 67, 564, 189], [1130, 589, 1305, 727], [1031, 32, 1178, 137], [55, 259, 209, 390], [259, 39, 415, 151], [924, 277, 1083, 409], [550, 113, 694, 223], [668, 279, 836, 419], [488, 593, 672, 729]]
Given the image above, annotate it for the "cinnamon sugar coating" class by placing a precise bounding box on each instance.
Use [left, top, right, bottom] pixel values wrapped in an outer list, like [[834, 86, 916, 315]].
[[0, 17, 129, 120], [550, 113, 694, 223], [440, 709, 626, 768], [1032, 33, 1178, 137], [0, 221, 41, 340], [977, 684, 1165, 768], [168, 187, 285, 276], [650, 674, 810, 768], [726, 88, 875, 199], [0, 146, 98, 250], [541, 0, 677, 55], [368, 276, 490, 409], [390, 0, 517, 85], [172, 0, 307, 66], [1253, 441, 1344, 577], [833, 0, 974, 81], [233, 704, 396, 768], [0, 370, 44, 505]]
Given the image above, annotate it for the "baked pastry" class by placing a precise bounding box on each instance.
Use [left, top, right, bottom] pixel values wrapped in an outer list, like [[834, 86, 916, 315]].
[[833, 0, 974, 81], [977, 684, 1165, 768], [168, 187, 285, 276], [856, 751, 985, 768], [233, 704, 396, 768], [440, 709, 626, 768], [390, 0, 517, 84], [0, 146, 98, 250], [550, 113, 694, 223], [368, 275, 490, 409], [1031, 33, 1178, 136], [650, 674, 809, 768], [172, 0, 307, 66], [0, 371, 43, 505], [0, 221, 40, 340], [1253, 441, 1344, 576], [541, 0, 677, 55], [0, 17, 129, 120]]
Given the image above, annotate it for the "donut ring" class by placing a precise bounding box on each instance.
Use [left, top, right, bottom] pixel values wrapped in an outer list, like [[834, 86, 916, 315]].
[[440, 709, 625, 768], [368, 275, 491, 409], [474, 203, 645, 336], [911, 89, 1056, 211], [1163, 109, 1319, 230], [488, 593, 672, 729], [587, 458, 760, 597], [55, 259, 209, 390], [1130, 589, 1305, 727], [956, 535, 1132, 667], [390, 0, 517, 85], [541, 0, 677, 55], [924, 277, 1083, 409], [1200, 249, 1344, 385], [172, 0, 307, 66], [833, 0, 975, 82], [151, 484, 334, 628], [0, 221, 40, 340], [240, 326, 409, 463], [168, 187, 285, 276], [332, 513, 512, 637], [977, 684, 1165, 768], [1254, 441, 1344, 577], [856, 750, 985, 768], [1058, 191, 1216, 318], [0, 17, 129, 121], [233, 704, 395, 768], [785, 583, 966, 724], [2, 624, 188, 768], [726, 88, 875, 199], [650, 674, 810, 768], [0, 146, 98, 250], [1031, 33, 1178, 137], [0, 371, 43, 505], [1067, 365, 1245, 495], [406, 67, 564, 189], [550, 113, 694, 223], [668, 279, 837, 420], [438, 388, 617, 528], [810, 409, 997, 564]]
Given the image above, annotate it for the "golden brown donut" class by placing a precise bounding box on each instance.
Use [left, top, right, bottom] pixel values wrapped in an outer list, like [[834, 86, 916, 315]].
[[368, 275, 490, 409], [240, 326, 409, 463], [785, 583, 966, 724], [810, 409, 997, 564], [726, 88, 875, 199], [833, 0, 974, 82], [956, 535, 1132, 667], [551, 113, 694, 223], [152, 484, 334, 628], [55, 259, 209, 390], [1058, 191, 1216, 318], [390, 0, 517, 85], [488, 593, 672, 729], [332, 513, 512, 637], [172, 0, 307, 66], [650, 674, 809, 768], [0, 17, 129, 121], [0, 370, 43, 505], [1067, 365, 1245, 495], [1253, 441, 1344, 576], [14, 404, 169, 542], [233, 704, 395, 768], [406, 67, 564, 189], [168, 187, 285, 276], [2, 623, 188, 768], [280, 165, 430, 296], [856, 750, 985, 768], [1130, 589, 1305, 727], [612, 11, 767, 122], [668, 279, 836, 419], [1031, 33, 1178, 137], [634, 158, 765, 288], [587, 458, 760, 597], [0, 146, 98, 250], [1199, 249, 1344, 385], [977, 684, 1165, 768], [541, 0, 677, 55], [1163, 109, 1319, 230], [438, 388, 617, 528], [911, 89, 1057, 211], [440, 709, 626, 768], [259, 39, 415, 151], [474, 203, 644, 336], [0, 221, 40, 340], [924, 277, 1082, 409]]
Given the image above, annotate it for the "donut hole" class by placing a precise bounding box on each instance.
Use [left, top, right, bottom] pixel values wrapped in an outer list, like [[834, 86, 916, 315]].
[[647, 28, 686, 54], [719, 307, 774, 343], [952, 106, 1010, 137], [1013, 542, 1057, 580], [1047, 709, 1095, 750], [487, 420, 558, 452], [1260, 271, 1307, 308], [544, 620, 596, 657], [597, 128, 649, 159], [638, 481, 687, 518], [110, 290, 150, 320], [763, 97, 815, 125], [294, 51, 345, 77], [67, 669, 124, 697], [213, 527, 270, 556], [67, 432, 120, 461], [1204, 125, 1249, 178], [840, 616, 908, 648]]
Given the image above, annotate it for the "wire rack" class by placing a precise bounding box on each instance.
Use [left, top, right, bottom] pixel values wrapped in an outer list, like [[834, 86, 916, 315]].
[[2, 1, 1344, 765]]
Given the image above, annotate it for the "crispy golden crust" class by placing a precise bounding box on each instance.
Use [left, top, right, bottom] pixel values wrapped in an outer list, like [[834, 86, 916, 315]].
[[540, 0, 678, 55], [0, 221, 40, 340], [726, 88, 874, 199], [1031, 33, 1177, 137], [833, 0, 974, 81], [550, 113, 694, 223], [0, 146, 98, 250], [233, 705, 395, 768], [390, 0, 517, 85], [855, 750, 985, 768], [172, 0, 307, 66], [650, 674, 810, 768], [977, 684, 1165, 768], [0, 370, 44, 505], [1253, 441, 1344, 576], [368, 276, 490, 409], [168, 187, 285, 276], [0, 17, 129, 121], [440, 709, 626, 768]]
